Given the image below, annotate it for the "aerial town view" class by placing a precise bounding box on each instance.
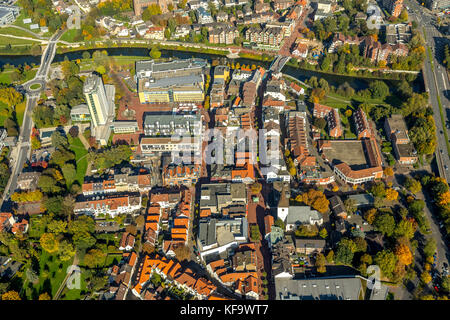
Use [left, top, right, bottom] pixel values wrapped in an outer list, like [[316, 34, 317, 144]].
[[0, 0, 449, 306]]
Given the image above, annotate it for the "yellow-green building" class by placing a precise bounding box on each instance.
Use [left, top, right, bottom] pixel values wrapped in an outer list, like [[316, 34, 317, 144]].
[[138, 74, 204, 104]]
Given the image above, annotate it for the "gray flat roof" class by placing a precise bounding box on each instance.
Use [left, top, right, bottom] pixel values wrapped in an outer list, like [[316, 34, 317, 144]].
[[347, 193, 374, 206], [136, 58, 207, 75], [286, 206, 323, 225], [275, 276, 362, 300], [144, 113, 200, 126], [140, 74, 203, 90], [71, 104, 89, 114]]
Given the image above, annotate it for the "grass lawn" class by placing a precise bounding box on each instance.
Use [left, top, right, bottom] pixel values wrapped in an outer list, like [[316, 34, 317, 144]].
[[0, 26, 40, 39], [16, 101, 26, 127], [0, 99, 28, 131], [60, 271, 87, 300], [13, 12, 34, 29], [0, 101, 10, 126], [0, 35, 41, 45], [68, 137, 88, 186], [23, 250, 74, 299], [29, 83, 41, 90], [0, 71, 12, 84], [105, 253, 121, 267], [78, 56, 144, 72], [0, 68, 37, 85], [60, 29, 80, 43]]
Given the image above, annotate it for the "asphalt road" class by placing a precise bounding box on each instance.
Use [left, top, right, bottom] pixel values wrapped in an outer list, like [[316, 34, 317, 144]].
[[0, 30, 63, 211], [407, 1, 450, 177], [406, 0, 450, 273]]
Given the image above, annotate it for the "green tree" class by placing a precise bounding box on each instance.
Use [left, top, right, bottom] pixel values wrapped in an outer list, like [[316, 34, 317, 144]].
[[50, 148, 75, 168], [405, 177, 422, 194], [3, 118, 18, 136], [441, 275, 450, 293], [370, 182, 386, 198], [335, 243, 354, 265], [319, 228, 328, 239], [61, 163, 76, 186], [47, 220, 67, 234], [44, 196, 65, 215], [369, 80, 390, 100], [73, 231, 96, 250], [142, 4, 162, 20], [313, 117, 327, 130], [295, 224, 319, 237], [69, 215, 96, 234], [51, 131, 68, 149], [149, 46, 161, 59], [58, 240, 76, 261], [423, 238, 436, 258], [374, 214, 395, 237], [274, 218, 285, 231], [31, 136, 41, 150], [320, 55, 332, 72], [326, 250, 334, 263], [96, 65, 106, 75], [353, 237, 367, 252], [38, 175, 61, 194], [315, 253, 327, 273], [360, 253, 372, 265], [399, 8, 408, 21], [82, 51, 91, 60], [83, 249, 106, 268], [394, 219, 416, 239], [374, 250, 397, 279]]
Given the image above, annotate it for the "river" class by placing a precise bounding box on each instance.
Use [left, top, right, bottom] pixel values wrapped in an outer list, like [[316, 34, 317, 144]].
[[0, 46, 424, 91]]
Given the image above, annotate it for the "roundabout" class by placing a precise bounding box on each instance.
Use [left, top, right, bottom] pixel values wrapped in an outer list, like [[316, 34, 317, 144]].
[[23, 78, 46, 95], [29, 83, 42, 90]]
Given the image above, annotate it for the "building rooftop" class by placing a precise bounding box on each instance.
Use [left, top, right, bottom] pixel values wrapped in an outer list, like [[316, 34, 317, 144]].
[[139, 74, 203, 91], [347, 193, 375, 207], [396, 142, 417, 158], [135, 58, 207, 78], [285, 206, 323, 226], [275, 276, 363, 300]]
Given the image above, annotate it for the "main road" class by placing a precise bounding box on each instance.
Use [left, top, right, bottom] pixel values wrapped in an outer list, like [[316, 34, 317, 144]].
[[0, 30, 64, 211], [406, 0, 450, 274], [408, 1, 450, 179]]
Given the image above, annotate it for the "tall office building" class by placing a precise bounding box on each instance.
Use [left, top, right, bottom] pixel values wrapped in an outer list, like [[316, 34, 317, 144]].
[[83, 73, 115, 145], [84, 74, 110, 127]]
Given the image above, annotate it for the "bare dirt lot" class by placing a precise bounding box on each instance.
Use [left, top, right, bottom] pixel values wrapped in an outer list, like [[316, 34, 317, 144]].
[[322, 140, 368, 168]]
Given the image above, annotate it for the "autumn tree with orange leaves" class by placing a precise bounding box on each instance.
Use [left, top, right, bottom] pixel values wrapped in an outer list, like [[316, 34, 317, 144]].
[[395, 243, 413, 266], [1, 291, 21, 300], [383, 167, 394, 177], [438, 191, 450, 206], [385, 188, 399, 201], [364, 208, 378, 224], [296, 189, 330, 214]]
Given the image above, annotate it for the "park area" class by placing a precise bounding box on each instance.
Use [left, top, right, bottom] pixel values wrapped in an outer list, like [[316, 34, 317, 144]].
[[68, 136, 88, 187], [0, 100, 26, 128]]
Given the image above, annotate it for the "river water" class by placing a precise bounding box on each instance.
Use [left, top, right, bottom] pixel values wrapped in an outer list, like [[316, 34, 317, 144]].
[[0, 46, 424, 91]]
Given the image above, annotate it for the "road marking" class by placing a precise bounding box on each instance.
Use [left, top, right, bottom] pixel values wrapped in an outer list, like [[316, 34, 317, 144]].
[[442, 73, 448, 91]]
